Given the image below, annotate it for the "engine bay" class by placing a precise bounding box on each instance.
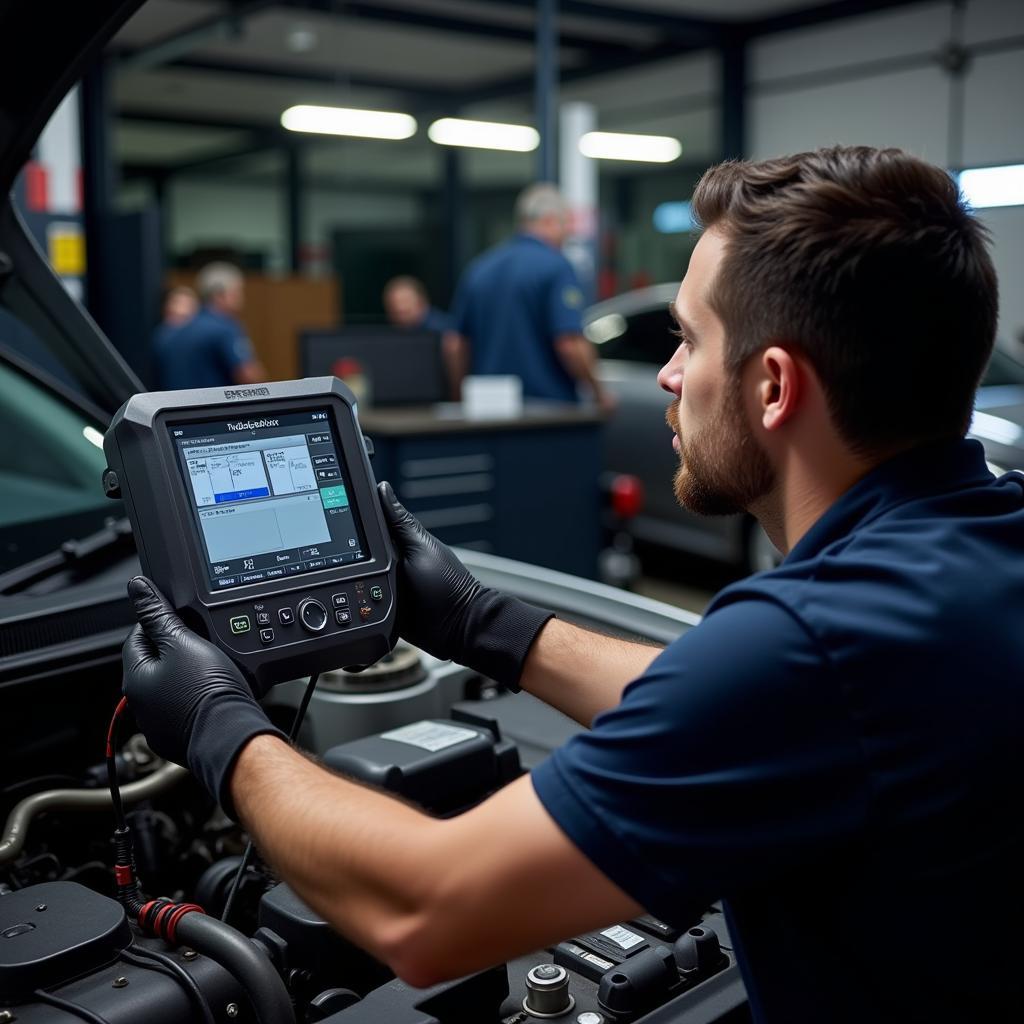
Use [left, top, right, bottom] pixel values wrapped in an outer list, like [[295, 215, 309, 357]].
[[0, 619, 747, 1024]]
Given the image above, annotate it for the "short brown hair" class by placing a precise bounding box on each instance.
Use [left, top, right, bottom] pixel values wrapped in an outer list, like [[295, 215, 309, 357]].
[[691, 145, 999, 454], [383, 275, 427, 300]]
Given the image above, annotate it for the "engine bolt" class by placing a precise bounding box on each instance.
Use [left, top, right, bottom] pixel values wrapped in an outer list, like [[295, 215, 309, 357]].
[[182, 949, 198, 960], [112, 977, 129, 988], [226, 1003, 239, 1018], [34, 904, 46, 912], [0, 1010, 15, 1022]]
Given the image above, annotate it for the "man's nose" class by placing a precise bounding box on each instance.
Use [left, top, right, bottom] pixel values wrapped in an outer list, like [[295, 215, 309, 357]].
[[657, 353, 684, 396]]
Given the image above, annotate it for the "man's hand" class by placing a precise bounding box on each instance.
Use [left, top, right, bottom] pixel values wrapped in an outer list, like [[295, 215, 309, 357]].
[[379, 481, 553, 689], [122, 576, 285, 813]]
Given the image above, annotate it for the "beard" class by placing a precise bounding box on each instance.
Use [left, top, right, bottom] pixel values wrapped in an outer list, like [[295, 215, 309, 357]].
[[667, 380, 775, 516]]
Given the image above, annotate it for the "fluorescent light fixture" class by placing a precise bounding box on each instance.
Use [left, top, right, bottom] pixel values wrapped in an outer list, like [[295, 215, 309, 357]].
[[281, 104, 417, 140], [83, 426, 104, 449], [653, 201, 697, 234], [580, 131, 681, 163], [958, 164, 1024, 209], [428, 118, 539, 152]]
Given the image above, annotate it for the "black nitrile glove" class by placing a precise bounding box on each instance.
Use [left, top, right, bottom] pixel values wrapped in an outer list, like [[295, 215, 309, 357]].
[[378, 481, 553, 691], [122, 576, 286, 815]]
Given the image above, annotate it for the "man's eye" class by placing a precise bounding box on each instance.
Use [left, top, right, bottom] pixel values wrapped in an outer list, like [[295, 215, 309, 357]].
[[670, 326, 694, 350]]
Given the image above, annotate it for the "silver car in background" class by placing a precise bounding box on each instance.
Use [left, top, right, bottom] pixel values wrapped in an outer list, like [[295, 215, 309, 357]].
[[588, 284, 1024, 577]]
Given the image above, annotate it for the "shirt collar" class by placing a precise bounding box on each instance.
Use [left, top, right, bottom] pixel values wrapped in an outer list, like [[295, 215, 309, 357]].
[[785, 438, 993, 563], [515, 231, 552, 249]]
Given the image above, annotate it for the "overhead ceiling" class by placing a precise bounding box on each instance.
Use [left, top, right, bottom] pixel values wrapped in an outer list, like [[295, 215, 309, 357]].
[[108, 0, 931, 186]]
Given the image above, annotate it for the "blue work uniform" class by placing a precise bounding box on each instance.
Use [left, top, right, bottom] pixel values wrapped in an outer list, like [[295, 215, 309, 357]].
[[532, 438, 1024, 1022], [451, 233, 586, 402], [419, 307, 452, 334], [153, 307, 255, 390]]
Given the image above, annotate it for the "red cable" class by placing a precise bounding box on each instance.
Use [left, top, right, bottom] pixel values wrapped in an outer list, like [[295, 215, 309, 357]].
[[106, 696, 129, 758]]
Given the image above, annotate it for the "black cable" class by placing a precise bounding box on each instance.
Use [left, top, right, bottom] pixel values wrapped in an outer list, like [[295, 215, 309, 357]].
[[33, 989, 112, 1024], [120, 947, 217, 1024], [221, 672, 320, 925]]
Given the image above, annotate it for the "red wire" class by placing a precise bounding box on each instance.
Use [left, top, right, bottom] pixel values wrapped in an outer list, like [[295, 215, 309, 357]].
[[106, 696, 129, 758]]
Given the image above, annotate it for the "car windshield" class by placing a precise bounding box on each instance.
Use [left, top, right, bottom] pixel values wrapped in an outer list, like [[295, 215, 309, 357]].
[[0, 345, 116, 574], [592, 306, 676, 366]]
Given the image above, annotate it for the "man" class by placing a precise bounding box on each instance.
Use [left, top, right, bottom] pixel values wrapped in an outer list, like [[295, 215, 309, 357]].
[[446, 183, 612, 409], [382, 275, 451, 333], [154, 262, 266, 390], [123, 147, 1023, 1022]]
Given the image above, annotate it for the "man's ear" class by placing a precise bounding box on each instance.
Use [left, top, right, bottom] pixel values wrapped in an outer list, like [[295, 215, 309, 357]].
[[757, 345, 802, 432]]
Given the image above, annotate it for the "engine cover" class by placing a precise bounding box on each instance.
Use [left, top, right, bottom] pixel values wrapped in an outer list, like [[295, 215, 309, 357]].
[[0, 881, 131, 1005]]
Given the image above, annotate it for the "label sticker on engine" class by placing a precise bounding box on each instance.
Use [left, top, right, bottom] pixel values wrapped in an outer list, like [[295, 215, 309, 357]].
[[380, 721, 478, 752], [601, 925, 645, 950]]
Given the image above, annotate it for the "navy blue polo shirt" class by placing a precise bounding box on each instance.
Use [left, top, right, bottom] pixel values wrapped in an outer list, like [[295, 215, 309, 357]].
[[154, 307, 255, 390], [532, 439, 1024, 1022], [451, 233, 585, 402], [419, 306, 453, 334]]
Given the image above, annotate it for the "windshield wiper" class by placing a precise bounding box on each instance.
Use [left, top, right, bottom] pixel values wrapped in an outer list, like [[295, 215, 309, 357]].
[[0, 517, 135, 595]]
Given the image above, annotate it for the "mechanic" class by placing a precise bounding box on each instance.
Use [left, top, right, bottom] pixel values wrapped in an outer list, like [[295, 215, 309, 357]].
[[382, 274, 452, 333], [445, 183, 612, 409], [123, 146, 1024, 1022], [154, 261, 266, 390]]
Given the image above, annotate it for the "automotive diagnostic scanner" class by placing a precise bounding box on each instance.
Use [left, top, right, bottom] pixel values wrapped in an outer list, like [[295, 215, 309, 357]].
[[102, 378, 397, 689]]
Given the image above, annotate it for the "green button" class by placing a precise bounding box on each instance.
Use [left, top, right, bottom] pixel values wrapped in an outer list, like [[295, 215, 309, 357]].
[[230, 615, 251, 635], [320, 484, 350, 510]]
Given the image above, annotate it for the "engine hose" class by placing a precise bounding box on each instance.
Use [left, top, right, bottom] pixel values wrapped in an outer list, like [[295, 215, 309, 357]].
[[176, 912, 296, 1024], [0, 763, 187, 866]]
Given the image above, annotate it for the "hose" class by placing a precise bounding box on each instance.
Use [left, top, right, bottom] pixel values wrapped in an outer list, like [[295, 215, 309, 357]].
[[176, 912, 296, 1024], [0, 763, 187, 865]]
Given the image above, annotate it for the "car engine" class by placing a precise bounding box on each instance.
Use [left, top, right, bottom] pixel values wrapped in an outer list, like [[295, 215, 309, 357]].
[[0, 574, 744, 1024]]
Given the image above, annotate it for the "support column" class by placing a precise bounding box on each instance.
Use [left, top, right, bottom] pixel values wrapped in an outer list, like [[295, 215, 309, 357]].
[[442, 146, 466, 305], [285, 144, 303, 273], [560, 101, 597, 302], [720, 34, 747, 161], [534, 0, 559, 182]]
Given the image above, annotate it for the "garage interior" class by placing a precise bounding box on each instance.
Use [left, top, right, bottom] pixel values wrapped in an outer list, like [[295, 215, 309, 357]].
[[1, 2, 1023, 1023]]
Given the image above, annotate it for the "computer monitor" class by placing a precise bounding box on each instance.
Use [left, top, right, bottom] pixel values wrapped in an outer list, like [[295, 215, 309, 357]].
[[300, 327, 447, 407]]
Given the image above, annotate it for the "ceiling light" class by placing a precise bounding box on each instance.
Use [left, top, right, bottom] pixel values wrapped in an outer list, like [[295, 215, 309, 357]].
[[958, 164, 1024, 209], [428, 118, 539, 152], [580, 131, 681, 163], [281, 105, 417, 140]]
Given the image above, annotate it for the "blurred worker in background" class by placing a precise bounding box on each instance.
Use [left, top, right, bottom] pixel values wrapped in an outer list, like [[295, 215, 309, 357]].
[[153, 262, 266, 390], [160, 285, 198, 329], [382, 275, 451, 333], [446, 183, 612, 410]]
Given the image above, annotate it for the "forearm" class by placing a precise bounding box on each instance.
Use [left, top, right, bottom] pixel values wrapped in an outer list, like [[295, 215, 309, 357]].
[[232, 734, 452, 978], [442, 332, 468, 400], [520, 618, 661, 725], [232, 739, 640, 986], [554, 335, 606, 402]]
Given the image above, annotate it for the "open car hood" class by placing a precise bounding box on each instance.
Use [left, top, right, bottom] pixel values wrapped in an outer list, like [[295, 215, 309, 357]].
[[0, 1, 147, 416]]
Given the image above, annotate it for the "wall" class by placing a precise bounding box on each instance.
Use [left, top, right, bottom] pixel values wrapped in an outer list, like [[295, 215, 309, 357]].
[[748, 0, 1024, 344], [166, 177, 423, 275], [156, 0, 1024, 337]]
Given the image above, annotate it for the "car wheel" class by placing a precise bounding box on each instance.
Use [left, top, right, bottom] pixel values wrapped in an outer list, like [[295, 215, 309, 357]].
[[744, 520, 782, 575]]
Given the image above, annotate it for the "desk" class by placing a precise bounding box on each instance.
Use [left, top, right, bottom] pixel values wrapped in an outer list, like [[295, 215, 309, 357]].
[[359, 403, 604, 579]]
